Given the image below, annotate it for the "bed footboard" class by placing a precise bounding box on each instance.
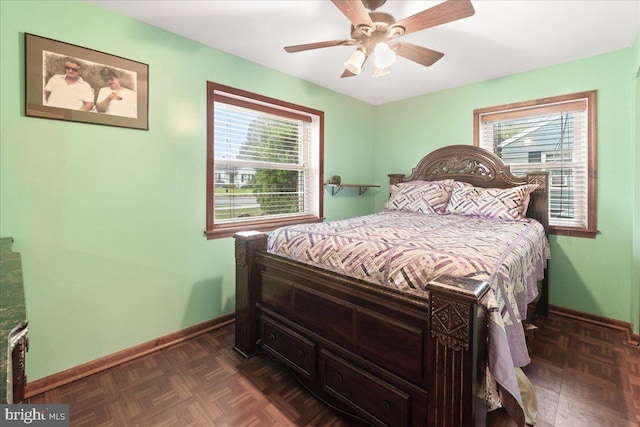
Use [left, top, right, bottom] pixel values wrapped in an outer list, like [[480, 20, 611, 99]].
[[235, 232, 491, 427], [234, 231, 267, 358], [426, 275, 490, 426]]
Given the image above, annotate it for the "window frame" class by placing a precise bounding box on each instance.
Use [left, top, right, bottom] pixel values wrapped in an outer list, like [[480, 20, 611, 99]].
[[473, 90, 598, 238], [205, 82, 324, 239]]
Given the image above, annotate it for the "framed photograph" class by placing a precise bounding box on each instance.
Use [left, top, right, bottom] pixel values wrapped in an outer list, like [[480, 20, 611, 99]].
[[25, 33, 149, 130]]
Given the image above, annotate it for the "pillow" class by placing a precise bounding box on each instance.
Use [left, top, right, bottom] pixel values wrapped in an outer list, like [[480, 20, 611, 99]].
[[385, 179, 454, 214], [445, 182, 538, 220]]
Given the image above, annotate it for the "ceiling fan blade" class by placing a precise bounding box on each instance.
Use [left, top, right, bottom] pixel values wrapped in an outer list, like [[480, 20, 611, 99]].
[[285, 39, 356, 53], [331, 0, 374, 30], [392, 0, 475, 37], [394, 42, 444, 67], [341, 69, 357, 78]]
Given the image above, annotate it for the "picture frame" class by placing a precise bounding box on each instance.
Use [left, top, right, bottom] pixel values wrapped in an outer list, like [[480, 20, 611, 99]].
[[25, 33, 149, 130]]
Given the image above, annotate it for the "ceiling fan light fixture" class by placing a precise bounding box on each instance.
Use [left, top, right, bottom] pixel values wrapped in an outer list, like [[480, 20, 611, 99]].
[[373, 42, 396, 69], [344, 47, 366, 75], [372, 65, 391, 78]]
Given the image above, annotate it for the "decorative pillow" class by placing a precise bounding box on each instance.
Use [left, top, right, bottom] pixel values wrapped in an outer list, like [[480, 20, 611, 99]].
[[445, 182, 538, 220], [385, 179, 454, 214]]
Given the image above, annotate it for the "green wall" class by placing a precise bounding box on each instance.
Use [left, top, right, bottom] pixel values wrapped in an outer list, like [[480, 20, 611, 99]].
[[1, 0, 638, 384], [633, 29, 640, 336], [0, 1, 375, 381], [372, 45, 638, 333]]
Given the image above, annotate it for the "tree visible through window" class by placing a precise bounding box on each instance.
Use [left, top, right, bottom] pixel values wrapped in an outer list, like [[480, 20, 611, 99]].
[[239, 117, 301, 216], [205, 82, 324, 239], [474, 91, 597, 238]]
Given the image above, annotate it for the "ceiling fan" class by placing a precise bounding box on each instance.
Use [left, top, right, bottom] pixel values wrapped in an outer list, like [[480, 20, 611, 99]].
[[284, 0, 475, 78]]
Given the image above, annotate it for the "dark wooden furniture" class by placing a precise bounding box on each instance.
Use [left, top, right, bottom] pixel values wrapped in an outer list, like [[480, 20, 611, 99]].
[[0, 237, 29, 404], [234, 145, 549, 427]]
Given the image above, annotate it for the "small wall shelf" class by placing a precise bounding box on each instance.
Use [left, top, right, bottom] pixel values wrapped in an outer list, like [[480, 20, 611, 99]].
[[325, 184, 380, 196]]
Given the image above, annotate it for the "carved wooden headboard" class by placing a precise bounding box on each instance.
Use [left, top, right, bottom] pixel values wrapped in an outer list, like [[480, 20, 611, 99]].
[[388, 145, 549, 231]]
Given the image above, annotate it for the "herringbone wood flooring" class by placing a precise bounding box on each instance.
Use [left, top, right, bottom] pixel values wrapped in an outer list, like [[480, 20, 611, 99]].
[[28, 313, 640, 426]]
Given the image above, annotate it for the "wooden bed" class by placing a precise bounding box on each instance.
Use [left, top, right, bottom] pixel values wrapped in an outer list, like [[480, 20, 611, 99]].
[[234, 145, 549, 427]]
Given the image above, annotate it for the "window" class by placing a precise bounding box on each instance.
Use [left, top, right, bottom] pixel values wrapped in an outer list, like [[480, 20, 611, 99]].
[[206, 82, 324, 239], [474, 91, 597, 238]]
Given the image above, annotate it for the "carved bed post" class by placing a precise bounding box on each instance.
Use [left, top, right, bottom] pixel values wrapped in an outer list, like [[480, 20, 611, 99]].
[[234, 231, 267, 358], [427, 275, 490, 427], [525, 171, 550, 317]]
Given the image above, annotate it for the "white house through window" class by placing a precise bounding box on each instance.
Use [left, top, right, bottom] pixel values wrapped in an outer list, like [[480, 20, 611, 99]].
[[474, 91, 597, 238]]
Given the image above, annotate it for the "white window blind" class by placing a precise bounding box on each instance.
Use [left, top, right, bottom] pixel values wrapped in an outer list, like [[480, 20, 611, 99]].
[[213, 94, 317, 224], [478, 99, 590, 229]]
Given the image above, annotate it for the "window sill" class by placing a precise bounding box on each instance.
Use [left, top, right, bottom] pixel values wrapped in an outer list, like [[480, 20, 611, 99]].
[[550, 226, 598, 239], [205, 215, 323, 240]]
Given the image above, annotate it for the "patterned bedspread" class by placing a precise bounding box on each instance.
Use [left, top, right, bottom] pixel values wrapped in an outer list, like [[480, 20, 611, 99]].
[[268, 210, 550, 414]]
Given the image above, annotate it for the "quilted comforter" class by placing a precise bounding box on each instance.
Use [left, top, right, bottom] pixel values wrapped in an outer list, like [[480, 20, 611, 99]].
[[267, 210, 550, 415]]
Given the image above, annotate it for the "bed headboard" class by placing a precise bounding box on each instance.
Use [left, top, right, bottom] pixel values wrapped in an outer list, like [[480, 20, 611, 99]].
[[388, 145, 549, 231]]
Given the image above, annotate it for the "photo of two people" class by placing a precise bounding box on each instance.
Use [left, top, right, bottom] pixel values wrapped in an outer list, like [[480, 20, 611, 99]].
[[25, 33, 148, 130], [43, 52, 137, 119]]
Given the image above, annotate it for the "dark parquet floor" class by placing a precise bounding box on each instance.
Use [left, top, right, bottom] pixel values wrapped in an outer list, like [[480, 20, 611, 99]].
[[28, 312, 640, 426]]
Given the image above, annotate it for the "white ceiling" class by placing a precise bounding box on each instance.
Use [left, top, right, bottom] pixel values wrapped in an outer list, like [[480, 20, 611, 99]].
[[90, 0, 639, 105]]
